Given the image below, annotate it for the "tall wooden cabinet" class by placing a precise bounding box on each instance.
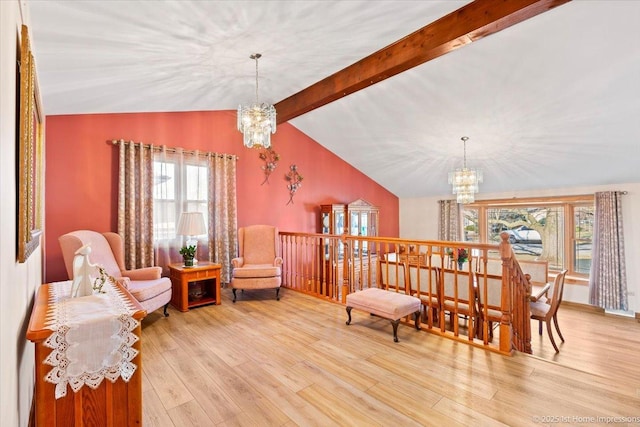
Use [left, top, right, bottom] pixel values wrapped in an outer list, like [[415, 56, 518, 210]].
[[320, 203, 346, 234], [320, 199, 379, 294], [320, 199, 379, 239], [345, 199, 379, 255]]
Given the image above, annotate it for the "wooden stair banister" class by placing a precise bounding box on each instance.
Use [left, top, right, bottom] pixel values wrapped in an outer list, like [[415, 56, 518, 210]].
[[499, 232, 533, 354], [278, 232, 534, 356]]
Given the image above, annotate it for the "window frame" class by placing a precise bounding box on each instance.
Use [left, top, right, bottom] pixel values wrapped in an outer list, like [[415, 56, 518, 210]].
[[153, 157, 209, 243], [464, 194, 594, 282]]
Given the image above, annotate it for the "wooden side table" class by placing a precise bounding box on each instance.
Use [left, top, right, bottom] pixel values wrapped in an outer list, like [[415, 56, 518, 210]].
[[169, 261, 222, 312]]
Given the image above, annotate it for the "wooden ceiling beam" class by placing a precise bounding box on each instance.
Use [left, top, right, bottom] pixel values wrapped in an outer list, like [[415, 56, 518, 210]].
[[275, 0, 570, 124]]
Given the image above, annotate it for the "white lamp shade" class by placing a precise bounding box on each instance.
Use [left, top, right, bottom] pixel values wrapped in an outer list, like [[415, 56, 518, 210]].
[[177, 212, 206, 236]]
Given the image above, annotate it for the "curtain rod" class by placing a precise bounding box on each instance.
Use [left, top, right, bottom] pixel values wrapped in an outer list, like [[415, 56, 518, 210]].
[[110, 139, 239, 160]]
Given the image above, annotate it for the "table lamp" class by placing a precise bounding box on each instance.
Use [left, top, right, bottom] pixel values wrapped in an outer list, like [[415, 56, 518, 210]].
[[177, 212, 206, 266]]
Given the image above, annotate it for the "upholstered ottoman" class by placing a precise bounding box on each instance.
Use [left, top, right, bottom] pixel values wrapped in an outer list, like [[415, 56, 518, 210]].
[[346, 288, 421, 342]]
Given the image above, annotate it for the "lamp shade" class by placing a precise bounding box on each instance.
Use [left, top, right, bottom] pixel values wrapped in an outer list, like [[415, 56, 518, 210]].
[[177, 212, 206, 236]]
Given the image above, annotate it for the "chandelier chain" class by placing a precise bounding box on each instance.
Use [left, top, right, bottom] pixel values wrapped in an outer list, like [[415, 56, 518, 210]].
[[254, 54, 259, 103], [462, 136, 468, 169]]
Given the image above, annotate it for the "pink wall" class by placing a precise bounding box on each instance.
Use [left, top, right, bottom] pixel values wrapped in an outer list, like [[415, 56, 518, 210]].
[[44, 110, 399, 282]]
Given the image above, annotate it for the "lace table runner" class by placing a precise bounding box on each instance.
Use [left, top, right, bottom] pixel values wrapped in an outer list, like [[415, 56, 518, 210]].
[[43, 280, 141, 399]]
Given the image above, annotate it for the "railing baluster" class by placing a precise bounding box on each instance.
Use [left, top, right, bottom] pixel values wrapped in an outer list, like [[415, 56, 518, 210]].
[[276, 231, 531, 355]]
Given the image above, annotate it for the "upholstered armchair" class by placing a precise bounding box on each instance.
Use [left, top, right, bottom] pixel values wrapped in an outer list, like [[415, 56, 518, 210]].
[[59, 230, 172, 316], [230, 225, 283, 302]]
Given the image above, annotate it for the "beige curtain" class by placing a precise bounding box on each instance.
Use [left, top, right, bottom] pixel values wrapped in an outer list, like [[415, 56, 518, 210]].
[[438, 199, 461, 241], [208, 154, 238, 283], [116, 141, 238, 282], [589, 191, 628, 311], [117, 141, 155, 269], [153, 146, 192, 274]]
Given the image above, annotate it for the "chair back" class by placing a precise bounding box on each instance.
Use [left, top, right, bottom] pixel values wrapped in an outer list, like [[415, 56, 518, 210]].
[[475, 257, 503, 276], [59, 230, 122, 279], [548, 269, 568, 316], [475, 272, 504, 320], [379, 260, 408, 293], [476, 257, 549, 286], [439, 267, 474, 306], [238, 225, 279, 265], [408, 264, 439, 300], [519, 259, 549, 284]]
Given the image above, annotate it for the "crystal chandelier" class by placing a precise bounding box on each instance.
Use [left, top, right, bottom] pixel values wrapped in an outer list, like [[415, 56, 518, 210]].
[[237, 53, 276, 149], [448, 136, 483, 204]]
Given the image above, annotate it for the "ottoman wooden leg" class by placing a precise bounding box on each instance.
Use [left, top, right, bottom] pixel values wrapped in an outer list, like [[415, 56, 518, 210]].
[[414, 311, 421, 330], [391, 319, 400, 342], [346, 306, 353, 325]]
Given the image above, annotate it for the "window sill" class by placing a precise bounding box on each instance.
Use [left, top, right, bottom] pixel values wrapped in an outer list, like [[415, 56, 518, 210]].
[[549, 272, 588, 285]]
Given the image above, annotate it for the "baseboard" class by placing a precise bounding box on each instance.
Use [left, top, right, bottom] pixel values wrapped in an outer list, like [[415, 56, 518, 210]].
[[564, 301, 640, 323], [561, 300, 604, 314]]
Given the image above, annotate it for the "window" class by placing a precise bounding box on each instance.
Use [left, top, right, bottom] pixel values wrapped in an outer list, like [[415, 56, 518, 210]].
[[463, 196, 594, 278], [573, 205, 594, 274], [153, 156, 208, 241]]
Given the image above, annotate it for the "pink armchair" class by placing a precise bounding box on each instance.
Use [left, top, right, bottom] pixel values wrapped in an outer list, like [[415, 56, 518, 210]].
[[231, 225, 283, 302], [59, 230, 172, 316]]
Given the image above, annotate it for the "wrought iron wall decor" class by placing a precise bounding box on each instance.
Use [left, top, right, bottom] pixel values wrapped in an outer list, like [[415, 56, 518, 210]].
[[259, 147, 279, 185], [285, 164, 303, 205]]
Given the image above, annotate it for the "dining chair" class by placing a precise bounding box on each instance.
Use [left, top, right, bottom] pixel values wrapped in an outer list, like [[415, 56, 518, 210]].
[[379, 257, 409, 293], [408, 264, 439, 325], [474, 272, 503, 341], [438, 267, 476, 336], [530, 269, 568, 353]]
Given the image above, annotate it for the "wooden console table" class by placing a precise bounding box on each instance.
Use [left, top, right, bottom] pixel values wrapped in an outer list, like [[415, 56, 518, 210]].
[[169, 262, 222, 311], [26, 282, 145, 427]]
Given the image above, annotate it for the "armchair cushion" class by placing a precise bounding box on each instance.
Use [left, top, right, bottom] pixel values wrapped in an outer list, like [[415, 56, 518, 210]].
[[232, 264, 281, 278], [127, 279, 171, 302]]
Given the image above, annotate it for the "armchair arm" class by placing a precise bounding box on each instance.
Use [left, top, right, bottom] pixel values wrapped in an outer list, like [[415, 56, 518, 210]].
[[231, 257, 244, 268], [122, 266, 162, 280], [274, 257, 284, 267], [115, 277, 131, 290]]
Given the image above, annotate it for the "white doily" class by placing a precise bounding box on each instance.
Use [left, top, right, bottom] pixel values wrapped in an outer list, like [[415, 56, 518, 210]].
[[43, 280, 141, 399]]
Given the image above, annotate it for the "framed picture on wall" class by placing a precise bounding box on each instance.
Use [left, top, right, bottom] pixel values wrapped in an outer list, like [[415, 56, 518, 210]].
[[17, 25, 43, 263]]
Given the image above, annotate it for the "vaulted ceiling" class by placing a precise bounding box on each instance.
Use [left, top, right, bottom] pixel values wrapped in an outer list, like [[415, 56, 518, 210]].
[[28, 0, 640, 198]]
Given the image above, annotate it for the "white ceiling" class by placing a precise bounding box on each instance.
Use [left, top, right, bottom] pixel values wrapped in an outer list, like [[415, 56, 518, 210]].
[[29, 0, 640, 198]]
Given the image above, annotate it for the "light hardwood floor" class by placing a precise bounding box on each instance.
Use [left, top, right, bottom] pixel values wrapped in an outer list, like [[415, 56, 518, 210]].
[[141, 288, 640, 426]]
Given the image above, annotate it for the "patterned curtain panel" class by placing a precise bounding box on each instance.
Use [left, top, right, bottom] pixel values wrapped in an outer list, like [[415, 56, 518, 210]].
[[438, 200, 461, 241], [589, 191, 628, 311], [208, 154, 238, 284], [117, 141, 155, 269]]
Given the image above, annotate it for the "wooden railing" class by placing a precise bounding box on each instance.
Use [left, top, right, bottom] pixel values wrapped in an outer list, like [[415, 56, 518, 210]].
[[278, 232, 534, 355]]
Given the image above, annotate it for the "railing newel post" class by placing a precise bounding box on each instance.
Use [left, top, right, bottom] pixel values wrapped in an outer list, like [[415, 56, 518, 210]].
[[499, 232, 514, 354]]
